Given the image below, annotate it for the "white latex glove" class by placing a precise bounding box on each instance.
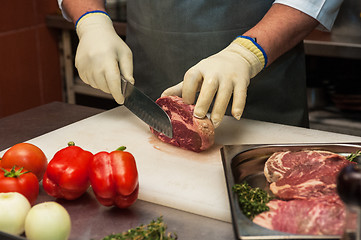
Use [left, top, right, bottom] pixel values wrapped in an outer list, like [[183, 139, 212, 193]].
[[75, 12, 134, 104], [162, 37, 266, 128]]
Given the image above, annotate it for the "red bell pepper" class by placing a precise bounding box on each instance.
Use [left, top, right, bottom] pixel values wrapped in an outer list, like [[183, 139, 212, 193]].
[[42, 142, 93, 200], [89, 146, 139, 208]]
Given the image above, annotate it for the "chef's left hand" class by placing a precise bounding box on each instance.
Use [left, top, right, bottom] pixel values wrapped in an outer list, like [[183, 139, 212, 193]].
[[162, 37, 266, 128]]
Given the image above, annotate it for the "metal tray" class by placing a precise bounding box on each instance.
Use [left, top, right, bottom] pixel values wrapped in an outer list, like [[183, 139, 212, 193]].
[[221, 142, 361, 240]]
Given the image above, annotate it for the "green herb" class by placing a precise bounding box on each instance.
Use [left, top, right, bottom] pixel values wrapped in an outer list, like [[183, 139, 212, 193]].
[[346, 150, 361, 162], [232, 182, 273, 220], [100, 216, 177, 240]]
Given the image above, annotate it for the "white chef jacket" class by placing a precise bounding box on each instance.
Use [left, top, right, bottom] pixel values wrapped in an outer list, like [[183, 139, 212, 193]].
[[58, 0, 343, 31], [274, 0, 343, 30]]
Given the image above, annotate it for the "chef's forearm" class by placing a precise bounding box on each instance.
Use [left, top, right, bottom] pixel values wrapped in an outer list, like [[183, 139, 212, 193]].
[[244, 3, 318, 66], [61, 0, 106, 23]]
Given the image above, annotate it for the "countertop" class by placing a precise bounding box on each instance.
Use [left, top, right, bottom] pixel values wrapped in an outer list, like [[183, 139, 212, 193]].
[[0, 102, 234, 240]]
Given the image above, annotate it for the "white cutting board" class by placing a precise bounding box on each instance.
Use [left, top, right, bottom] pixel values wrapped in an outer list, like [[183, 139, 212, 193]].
[[2, 106, 361, 223]]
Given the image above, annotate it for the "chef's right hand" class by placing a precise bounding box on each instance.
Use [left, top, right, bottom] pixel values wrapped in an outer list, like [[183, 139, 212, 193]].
[[75, 12, 134, 104]]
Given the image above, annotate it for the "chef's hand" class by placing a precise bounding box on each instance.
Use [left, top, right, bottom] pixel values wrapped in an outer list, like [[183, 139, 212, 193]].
[[75, 12, 134, 104], [162, 37, 266, 128]]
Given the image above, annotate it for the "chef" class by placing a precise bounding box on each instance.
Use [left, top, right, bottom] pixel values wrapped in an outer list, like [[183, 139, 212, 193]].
[[58, 0, 342, 128]]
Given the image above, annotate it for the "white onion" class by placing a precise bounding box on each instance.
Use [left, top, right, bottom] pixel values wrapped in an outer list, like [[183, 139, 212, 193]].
[[25, 201, 71, 240], [0, 192, 31, 235]]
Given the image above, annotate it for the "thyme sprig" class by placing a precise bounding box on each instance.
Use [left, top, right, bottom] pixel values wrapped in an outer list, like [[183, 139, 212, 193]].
[[100, 216, 177, 240], [346, 150, 361, 162], [233, 182, 273, 220]]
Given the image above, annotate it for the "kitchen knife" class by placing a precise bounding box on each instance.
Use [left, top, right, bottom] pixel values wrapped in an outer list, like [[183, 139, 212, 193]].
[[120, 75, 173, 138]]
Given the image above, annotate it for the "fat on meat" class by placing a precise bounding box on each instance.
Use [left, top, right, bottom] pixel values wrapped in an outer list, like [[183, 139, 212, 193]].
[[252, 150, 357, 236], [150, 96, 215, 152], [264, 150, 352, 200], [253, 195, 350, 235]]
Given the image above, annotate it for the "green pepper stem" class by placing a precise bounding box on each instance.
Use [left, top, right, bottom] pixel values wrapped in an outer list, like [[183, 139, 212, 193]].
[[116, 146, 126, 151]]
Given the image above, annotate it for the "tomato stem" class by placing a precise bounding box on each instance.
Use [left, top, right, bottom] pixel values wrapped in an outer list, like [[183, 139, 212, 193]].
[[1, 166, 30, 178], [116, 146, 127, 151], [68, 141, 75, 147]]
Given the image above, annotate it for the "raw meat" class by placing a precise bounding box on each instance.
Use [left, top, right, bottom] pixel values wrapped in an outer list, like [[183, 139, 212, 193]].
[[264, 150, 351, 200], [150, 96, 215, 152], [251, 150, 356, 235], [253, 195, 347, 235]]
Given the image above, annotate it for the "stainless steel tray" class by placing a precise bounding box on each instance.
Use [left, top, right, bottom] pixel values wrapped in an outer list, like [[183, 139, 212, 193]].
[[221, 142, 361, 240]]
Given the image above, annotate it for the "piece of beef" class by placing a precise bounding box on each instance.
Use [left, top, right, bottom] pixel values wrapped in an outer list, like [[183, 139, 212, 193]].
[[264, 150, 352, 200], [253, 150, 357, 236], [253, 195, 349, 235], [150, 96, 215, 152]]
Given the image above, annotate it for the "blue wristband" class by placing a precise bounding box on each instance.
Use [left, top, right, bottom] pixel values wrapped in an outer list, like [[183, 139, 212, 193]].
[[236, 35, 268, 68], [75, 10, 110, 29]]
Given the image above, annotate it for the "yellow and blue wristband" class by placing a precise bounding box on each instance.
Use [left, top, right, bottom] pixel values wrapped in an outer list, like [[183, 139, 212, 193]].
[[75, 10, 110, 29], [233, 36, 268, 69]]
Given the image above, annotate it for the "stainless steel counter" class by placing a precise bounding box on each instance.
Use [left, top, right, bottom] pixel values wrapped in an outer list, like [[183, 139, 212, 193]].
[[304, 30, 361, 59], [304, 0, 361, 59], [0, 102, 104, 150]]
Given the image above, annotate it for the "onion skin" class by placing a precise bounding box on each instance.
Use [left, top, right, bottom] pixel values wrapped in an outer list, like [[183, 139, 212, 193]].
[[0, 192, 31, 235], [25, 201, 71, 240]]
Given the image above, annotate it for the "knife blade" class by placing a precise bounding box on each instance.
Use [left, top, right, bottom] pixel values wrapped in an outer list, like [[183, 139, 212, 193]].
[[120, 76, 173, 138]]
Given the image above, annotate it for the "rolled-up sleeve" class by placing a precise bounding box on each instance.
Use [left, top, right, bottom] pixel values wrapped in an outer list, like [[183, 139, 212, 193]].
[[274, 0, 343, 31]]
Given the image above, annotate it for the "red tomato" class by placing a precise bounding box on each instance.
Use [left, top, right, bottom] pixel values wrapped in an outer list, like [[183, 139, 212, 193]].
[[0, 167, 39, 205], [1, 143, 47, 181]]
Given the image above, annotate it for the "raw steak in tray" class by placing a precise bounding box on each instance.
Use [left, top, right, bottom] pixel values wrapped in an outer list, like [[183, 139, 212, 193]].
[[221, 143, 361, 240]]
